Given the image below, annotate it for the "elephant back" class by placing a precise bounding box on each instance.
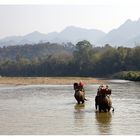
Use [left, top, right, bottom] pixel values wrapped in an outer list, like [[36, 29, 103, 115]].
[[99, 96, 112, 105], [74, 90, 85, 101]]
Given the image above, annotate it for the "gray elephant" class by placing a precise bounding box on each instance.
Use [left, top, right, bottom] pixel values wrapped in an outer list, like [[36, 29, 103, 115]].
[[95, 95, 112, 112], [95, 85, 114, 112], [73, 82, 85, 104]]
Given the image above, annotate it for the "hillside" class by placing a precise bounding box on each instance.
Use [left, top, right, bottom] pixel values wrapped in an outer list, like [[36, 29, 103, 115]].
[[0, 26, 105, 47], [1, 18, 140, 48], [0, 40, 140, 77], [0, 42, 73, 61], [96, 18, 140, 47]]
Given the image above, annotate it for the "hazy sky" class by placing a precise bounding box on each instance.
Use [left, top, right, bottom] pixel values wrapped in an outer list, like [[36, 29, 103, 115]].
[[0, 3, 140, 39]]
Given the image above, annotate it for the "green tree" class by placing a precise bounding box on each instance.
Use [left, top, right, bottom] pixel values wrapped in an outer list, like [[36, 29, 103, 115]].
[[73, 40, 93, 75]]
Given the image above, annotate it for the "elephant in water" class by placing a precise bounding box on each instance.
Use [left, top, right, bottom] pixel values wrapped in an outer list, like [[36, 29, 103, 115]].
[[73, 82, 86, 104], [95, 95, 114, 112], [74, 90, 85, 104]]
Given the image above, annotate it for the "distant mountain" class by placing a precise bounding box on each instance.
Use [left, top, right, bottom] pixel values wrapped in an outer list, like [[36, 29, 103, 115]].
[[22, 31, 48, 43], [0, 31, 48, 47], [0, 36, 22, 46], [54, 26, 106, 44], [0, 26, 105, 47], [1, 18, 140, 47], [124, 35, 140, 47], [96, 18, 140, 47]]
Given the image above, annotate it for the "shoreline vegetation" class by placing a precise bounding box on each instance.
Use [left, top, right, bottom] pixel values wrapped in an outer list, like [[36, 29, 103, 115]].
[[0, 77, 105, 85], [1, 41, 140, 82], [1, 41, 140, 79], [112, 71, 140, 81]]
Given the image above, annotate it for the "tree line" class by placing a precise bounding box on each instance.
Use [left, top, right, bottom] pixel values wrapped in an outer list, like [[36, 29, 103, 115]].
[[0, 40, 140, 77]]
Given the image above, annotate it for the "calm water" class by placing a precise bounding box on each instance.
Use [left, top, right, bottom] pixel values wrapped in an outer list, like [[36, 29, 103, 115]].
[[0, 80, 140, 135]]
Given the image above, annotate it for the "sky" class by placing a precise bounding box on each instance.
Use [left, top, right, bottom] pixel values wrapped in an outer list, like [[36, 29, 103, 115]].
[[0, 0, 140, 39]]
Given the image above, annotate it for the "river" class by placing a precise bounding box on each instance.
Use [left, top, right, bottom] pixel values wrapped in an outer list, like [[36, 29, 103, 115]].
[[0, 80, 140, 135]]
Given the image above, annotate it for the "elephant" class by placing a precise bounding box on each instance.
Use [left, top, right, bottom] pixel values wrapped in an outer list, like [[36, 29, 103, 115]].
[[74, 90, 85, 104], [95, 95, 114, 112], [73, 82, 86, 104]]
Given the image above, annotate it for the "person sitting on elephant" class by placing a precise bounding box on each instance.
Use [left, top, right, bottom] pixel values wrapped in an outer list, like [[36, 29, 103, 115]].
[[97, 85, 111, 97], [73, 81, 87, 104], [97, 84, 105, 96], [105, 85, 112, 97], [73, 82, 79, 91], [97, 84, 103, 96], [73, 81, 85, 92], [78, 81, 85, 92], [95, 85, 114, 112]]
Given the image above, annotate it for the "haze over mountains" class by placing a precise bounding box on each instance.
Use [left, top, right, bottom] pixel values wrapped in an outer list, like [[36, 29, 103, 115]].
[[96, 18, 140, 47], [1, 18, 140, 47]]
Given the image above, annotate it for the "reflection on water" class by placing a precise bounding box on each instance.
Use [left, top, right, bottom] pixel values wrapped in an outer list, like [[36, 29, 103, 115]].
[[95, 112, 112, 134], [74, 104, 85, 128], [74, 103, 85, 112], [0, 81, 140, 134]]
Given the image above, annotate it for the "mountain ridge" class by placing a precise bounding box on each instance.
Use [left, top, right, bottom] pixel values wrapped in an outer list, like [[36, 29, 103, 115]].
[[1, 18, 140, 47], [96, 18, 140, 47], [0, 26, 105, 47]]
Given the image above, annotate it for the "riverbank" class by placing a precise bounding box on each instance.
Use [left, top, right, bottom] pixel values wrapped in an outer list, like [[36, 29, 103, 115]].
[[0, 77, 105, 85], [112, 71, 140, 81]]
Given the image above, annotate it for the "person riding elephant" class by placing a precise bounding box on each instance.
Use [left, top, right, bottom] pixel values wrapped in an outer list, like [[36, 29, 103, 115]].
[[95, 85, 114, 112], [97, 85, 111, 97], [78, 81, 85, 92], [73, 81, 86, 104]]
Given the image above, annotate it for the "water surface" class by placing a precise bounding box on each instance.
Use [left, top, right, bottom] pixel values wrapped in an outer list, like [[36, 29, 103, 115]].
[[0, 80, 140, 134]]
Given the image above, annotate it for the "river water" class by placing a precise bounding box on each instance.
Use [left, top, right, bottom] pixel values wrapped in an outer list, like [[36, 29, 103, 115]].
[[0, 80, 140, 135]]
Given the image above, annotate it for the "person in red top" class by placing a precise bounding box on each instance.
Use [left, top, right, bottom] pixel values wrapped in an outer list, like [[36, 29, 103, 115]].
[[73, 81, 85, 92], [105, 85, 112, 96], [78, 81, 85, 92]]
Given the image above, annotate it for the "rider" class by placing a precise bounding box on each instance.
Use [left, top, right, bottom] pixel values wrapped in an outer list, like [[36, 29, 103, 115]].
[[97, 84, 111, 97], [73, 81, 85, 92], [73, 82, 79, 91], [78, 81, 85, 92], [105, 85, 112, 97]]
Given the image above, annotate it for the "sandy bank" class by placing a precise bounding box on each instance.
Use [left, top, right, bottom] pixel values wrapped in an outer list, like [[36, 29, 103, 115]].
[[0, 77, 105, 85]]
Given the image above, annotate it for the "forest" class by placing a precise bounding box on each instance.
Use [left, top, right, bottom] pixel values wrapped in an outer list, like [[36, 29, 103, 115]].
[[0, 40, 140, 80]]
